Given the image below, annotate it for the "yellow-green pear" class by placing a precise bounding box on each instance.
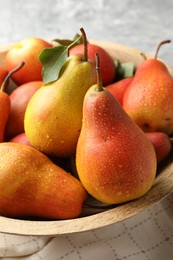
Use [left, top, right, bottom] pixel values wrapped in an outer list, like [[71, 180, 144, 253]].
[[0, 142, 87, 219], [76, 54, 157, 204], [24, 36, 97, 157]]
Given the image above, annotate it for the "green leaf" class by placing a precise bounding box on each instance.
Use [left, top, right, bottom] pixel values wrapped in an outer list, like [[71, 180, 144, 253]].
[[121, 62, 135, 78], [53, 39, 74, 47], [73, 33, 84, 45], [115, 60, 135, 80], [53, 33, 83, 47], [39, 45, 68, 84], [39, 35, 82, 84]]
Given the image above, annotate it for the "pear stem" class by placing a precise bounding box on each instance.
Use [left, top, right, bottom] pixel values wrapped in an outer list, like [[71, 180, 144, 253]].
[[0, 61, 25, 92], [80, 27, 88, 62], [154, 39, 171, 60], [169, 137, 173, 144], [95, 53, 103, 91], [140, 52, 147, 60]]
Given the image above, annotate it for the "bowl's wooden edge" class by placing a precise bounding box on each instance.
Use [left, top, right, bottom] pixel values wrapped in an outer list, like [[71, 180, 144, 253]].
[[0, 40, 173, 236]]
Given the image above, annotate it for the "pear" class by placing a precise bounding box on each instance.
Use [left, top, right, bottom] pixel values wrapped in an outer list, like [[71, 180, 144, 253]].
[[123, 40, 173, 135], [0, 142, 87, 219], [24, 30, 97, 157], [0, 62, 25, 142], [145, 132, 172, 163], [76, 54, 157, 204], [0, 89, 10, 143], [106, 77, 133, 106], [5, 81, 43, 139], [9, 132, 33, 147]]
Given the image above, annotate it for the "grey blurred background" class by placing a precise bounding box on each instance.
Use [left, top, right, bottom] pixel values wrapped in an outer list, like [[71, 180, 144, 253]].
[[0, 0, 173, 65]]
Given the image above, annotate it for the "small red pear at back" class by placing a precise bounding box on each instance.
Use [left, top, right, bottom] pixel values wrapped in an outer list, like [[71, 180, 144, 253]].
[[106, 77, 133, 105], [5, 81, 43, 139], [9, 132, 33, 147], [0, 65, 8, 86], [145, 132, 172, 163], [0, 62, 25, 142]]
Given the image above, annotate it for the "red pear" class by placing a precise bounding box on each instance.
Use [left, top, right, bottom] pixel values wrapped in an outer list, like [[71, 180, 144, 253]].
[[123, 40, 173, 135], [0, 65, 8, 86], [10, 132, 33, 147], [5, 37, 52, 85], [145, 132, 172, 163], [76, 54, 157, 204], [106, 77, 133, 105], [0, 62, 25, 142], [0, 89, 10, 142], [5, 81, 43, 139]]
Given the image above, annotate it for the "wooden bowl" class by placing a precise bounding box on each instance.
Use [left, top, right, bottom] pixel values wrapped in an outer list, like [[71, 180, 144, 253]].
[[0, 40, 173, 236]]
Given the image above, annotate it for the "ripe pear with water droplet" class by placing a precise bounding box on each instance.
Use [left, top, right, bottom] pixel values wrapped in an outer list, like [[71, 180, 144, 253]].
[[123, 40, 173, 135], [24, 31, 97, 157], [76, 54, 157, 204], [0, 142, 87, 219]]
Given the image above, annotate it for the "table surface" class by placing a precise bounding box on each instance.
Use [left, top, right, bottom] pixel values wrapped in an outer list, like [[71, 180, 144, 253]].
[[0, 1, 173, 259]]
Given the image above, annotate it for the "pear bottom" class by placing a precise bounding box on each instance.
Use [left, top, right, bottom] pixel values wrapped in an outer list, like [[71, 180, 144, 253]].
[[76, 106, 157, 205], [76, 143, 156, 205]]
